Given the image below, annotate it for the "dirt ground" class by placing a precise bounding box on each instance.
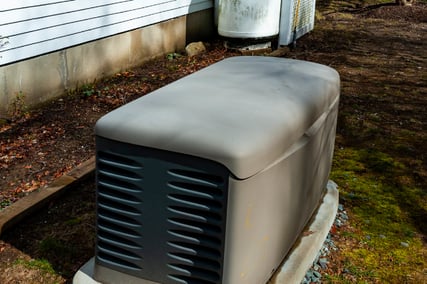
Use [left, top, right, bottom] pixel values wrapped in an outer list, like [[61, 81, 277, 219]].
[[0, 1, 426, 283]]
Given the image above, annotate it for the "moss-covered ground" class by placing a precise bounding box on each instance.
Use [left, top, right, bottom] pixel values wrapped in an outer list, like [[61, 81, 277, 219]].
[[295, 0, 427, 282]]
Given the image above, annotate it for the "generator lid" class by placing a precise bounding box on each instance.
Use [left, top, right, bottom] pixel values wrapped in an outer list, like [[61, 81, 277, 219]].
[[96, 56, 340, 179]]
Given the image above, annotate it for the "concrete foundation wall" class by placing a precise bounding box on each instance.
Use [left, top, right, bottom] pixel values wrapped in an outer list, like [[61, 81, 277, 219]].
[[0, 10, 214, 116]]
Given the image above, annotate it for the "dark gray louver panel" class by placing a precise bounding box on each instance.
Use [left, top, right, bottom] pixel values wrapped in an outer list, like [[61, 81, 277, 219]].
[[95, 137, 229, 284]]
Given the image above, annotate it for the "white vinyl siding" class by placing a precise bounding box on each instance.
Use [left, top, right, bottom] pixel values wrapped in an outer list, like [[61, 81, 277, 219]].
[[0, 0, 212, 66]]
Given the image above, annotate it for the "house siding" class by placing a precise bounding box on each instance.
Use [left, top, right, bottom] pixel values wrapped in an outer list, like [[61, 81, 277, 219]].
[[0, 0, 213, 66], [0, 1, 214, 115]]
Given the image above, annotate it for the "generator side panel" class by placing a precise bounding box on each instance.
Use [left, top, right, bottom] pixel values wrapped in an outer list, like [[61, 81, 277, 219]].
[[93, 137, 230, 284], [222, 96, 339, 284]]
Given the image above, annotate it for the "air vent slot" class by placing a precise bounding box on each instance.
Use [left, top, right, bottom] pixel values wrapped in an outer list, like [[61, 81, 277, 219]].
[[97, 251, 141, 271], [98, 207, 141, 227], [98, 218, 141, 238], [98, 163, 142, 180], [98, 240, 142, 261], [168, 264, 221, 283], [168, 242, 221, 259], [98, 186, 142, 204], [168, 206, 222, 223], [168, 169, 224, 186], [168, 275, 217, 284], [168, 194, 222, 210], [168, 230, 222, 247], [168, 218, 222, 235], [98, 231, 142, 250], [169, 182, 222, 199], [98, 174, 141, 193], [98, 151, 143, 168], [168, 253, 221, 270], [98, 196, 141, 215]]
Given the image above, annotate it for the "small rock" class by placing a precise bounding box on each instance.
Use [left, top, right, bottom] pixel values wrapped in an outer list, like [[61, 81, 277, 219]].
[[400, 242, 409, 248], [185, 41, 206, 57], [319, 258, 328, 269], [379, 234, 386, 239], [313, 264, 320, 271], [312, 271, 322, 281], [339, 212, 349, 220]]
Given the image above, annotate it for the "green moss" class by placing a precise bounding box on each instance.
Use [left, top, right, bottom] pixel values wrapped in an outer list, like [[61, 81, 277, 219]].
[[65, 218, 81, 225], [15, 258, 56, 274], [330, 147, 427, 282], [39, 237, 74, 258]]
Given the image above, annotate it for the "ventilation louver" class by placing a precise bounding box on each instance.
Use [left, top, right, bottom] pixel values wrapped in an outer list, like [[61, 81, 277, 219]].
[[95, 137, 229, 284]]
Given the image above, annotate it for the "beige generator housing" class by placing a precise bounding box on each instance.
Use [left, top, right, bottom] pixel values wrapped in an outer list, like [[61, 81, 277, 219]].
[[76, 56, 340, 284]]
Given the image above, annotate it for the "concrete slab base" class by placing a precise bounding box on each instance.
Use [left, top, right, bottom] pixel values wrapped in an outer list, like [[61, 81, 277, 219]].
[[73, 258, 100, 284], [73, 181, 339, 284]]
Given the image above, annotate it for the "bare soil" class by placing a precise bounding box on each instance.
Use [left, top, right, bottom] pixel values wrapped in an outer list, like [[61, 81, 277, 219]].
[[0, 2, 426, 283]]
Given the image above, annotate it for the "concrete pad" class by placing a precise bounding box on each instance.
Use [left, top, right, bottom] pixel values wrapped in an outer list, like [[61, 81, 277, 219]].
[[73, 258, 101, 284]]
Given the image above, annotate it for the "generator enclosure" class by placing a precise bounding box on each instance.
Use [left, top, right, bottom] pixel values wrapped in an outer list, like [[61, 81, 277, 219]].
[[93, 56, 340, 284]]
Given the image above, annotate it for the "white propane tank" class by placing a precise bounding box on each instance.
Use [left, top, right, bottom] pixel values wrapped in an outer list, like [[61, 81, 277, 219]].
[[217, 0, 282, 39]]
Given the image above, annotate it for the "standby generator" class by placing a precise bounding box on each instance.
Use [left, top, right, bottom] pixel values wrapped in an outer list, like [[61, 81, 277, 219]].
[[75, 56, 340, 284]]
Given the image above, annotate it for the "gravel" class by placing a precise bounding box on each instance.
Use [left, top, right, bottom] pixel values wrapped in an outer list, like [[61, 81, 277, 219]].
[[301, 203, 349, 283]]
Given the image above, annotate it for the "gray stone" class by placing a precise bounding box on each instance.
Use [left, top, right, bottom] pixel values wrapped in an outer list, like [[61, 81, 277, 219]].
[[185, 41, 206, 57], [319, 258, 328, 269], [339, 212, 349, 220], [312, 271, 322, 282]]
